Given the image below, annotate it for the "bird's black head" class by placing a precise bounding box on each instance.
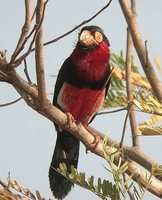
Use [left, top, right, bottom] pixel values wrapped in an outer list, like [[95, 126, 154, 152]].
[[76, 25, 110, 51]]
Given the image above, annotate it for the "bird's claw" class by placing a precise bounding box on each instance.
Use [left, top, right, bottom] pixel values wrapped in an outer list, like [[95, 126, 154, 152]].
[[66, 112, 75, 127], [84, 126, 100, 152]]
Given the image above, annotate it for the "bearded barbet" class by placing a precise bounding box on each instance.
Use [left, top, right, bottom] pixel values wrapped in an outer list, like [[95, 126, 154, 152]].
[[49, 25, 111, 199]]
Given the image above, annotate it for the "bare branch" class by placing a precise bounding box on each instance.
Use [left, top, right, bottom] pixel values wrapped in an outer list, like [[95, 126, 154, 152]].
[[9, 1, 48, 68], [123, 173, 135, 200], [12, 0, 112, 63], [11, 0, 32, 62], [24, 59, 32, 83], [0, 51, 9, 81], [98, 107, 127, 115], [125, 0, 139, 147], [120, 108, 130, 147], [43, 0, 112, 47], [35, 0, 47, 108], [0, 97, 22, 108], [118, 0, 162, 102]]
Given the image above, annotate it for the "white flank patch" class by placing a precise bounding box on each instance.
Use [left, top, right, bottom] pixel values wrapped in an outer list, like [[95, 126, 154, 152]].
[[57, 82, 68, 111]]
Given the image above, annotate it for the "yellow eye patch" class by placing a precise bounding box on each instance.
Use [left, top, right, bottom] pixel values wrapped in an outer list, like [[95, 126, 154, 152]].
[[94, 31, 103, 43], [80, 30, 91, 41]]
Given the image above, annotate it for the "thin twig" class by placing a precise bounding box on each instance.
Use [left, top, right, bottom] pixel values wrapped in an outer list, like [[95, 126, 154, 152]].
[[12, 0, 112, 63], [43, 0, 112, 47], [24, 59, 32, 83], [125, 0, 139, 148], [0, 97, 22, 107], [9, 0, 48, 68], [97, 107, 127, 115], [11, 0, 32, 62], [98, 104, 162, 117], [123, 173, 135, 200], [118, 0, 162, 102], [120, 108, 131, 148], [9, 25, 37, 67]]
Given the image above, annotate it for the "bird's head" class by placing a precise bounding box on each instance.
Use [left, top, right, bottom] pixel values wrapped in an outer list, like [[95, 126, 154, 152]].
[[76, 25, 110, 51]]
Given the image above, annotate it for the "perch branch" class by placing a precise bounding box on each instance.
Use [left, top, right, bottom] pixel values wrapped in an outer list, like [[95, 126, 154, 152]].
[[118, 0, 162, 102]]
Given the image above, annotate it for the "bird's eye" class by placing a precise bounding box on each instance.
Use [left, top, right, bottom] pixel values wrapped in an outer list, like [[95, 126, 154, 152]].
[[95, 31, 103, 43]]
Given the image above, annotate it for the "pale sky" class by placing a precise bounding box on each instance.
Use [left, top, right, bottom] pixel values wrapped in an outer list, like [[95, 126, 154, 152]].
[[0, 1, 162, 200]]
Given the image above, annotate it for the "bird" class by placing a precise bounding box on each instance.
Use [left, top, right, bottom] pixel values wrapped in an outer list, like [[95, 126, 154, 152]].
[[49, 25, 111, 199]]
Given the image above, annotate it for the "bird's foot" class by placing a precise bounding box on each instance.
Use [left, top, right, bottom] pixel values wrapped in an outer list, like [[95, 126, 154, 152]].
[[84, 126, 100, 152], [66, 112, 75, 127]]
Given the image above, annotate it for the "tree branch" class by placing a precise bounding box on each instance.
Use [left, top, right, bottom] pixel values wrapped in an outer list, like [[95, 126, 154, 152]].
[[118, 0, 162, 102], [24, 59, 32, 84], [9, 0, 48, 68], [12, 0, 112, 64], [35, 0, 47, 108], [42, 0, 112, 47], [11, 0, 32, 62], [0, 97, 22, 108], [125, 0, 139, 147]]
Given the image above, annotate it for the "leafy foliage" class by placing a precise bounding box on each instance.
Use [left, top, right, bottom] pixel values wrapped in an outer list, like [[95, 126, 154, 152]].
[[57, 162, 119, 200], [56, 140, 150, 200], [104, 52, 162, 136], [152, 164, 162, 178], [0, 178, 45, 200]]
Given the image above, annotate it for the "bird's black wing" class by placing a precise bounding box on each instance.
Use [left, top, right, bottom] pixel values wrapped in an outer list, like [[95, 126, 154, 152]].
[[53, 57, 71, 108]]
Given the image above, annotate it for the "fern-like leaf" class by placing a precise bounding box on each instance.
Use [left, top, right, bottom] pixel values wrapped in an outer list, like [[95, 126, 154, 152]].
[[58, 163, 119, 200], [133, 95, 162, 115]]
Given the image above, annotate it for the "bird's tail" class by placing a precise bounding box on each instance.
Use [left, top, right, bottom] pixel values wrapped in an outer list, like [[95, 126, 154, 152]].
[[49, 130, 80, 199]]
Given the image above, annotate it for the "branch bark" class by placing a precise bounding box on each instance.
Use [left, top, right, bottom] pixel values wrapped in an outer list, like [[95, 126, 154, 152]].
[[126, 30, 139, 147], [35, 0, 46, 108], [11, 0, 32, 62], [125, 0, 139, 147], [118, 0, 162, 102]]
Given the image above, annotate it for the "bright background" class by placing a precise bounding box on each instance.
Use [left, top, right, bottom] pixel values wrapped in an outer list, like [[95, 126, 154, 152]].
[[0, 1, 162, 199]]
